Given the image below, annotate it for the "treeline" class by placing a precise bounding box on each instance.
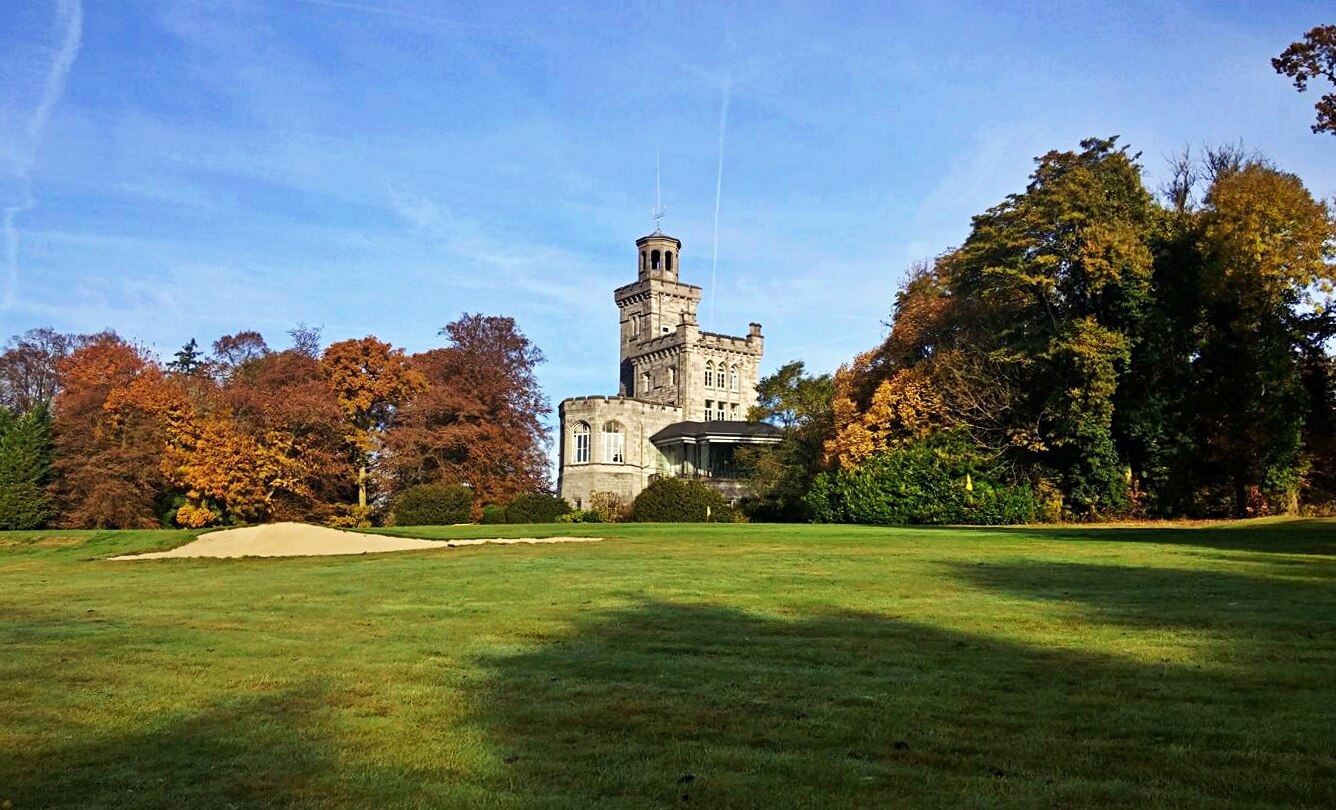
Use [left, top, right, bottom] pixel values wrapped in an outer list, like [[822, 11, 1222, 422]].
[[743, 138, 1336, 523], [0, 315, 550, 529]]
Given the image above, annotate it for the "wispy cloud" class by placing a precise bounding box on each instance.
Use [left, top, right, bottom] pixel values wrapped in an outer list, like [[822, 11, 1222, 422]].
[[287, 0, 525, 38], [2, 0, 82, 315]]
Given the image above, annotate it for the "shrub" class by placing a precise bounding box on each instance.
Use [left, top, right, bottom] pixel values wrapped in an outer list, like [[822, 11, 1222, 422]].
[[629, 478, 732, 523], [557, 508, 604, 523], [480, 504, 507, 525], [174, 502, 221, 529], [587, 491, 630, 523], [805, 435, 1036, 526], [505, 493, 573, 524], [0, 483, 54, 530], [392, 483, 474, 526], [328, 503, 375, 529]]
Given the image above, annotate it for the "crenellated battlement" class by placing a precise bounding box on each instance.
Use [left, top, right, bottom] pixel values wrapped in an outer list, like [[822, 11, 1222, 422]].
[[560, 395, 682, 414]]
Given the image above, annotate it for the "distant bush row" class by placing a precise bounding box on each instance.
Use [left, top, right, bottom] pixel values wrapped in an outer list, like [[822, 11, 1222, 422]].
[[390, 478, 744, 526]]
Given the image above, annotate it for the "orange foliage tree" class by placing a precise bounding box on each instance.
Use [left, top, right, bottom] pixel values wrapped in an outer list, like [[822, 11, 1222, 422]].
[[384, 314, 551, 508], [320, 337, 427, 512], [50, 336, 182, 528]]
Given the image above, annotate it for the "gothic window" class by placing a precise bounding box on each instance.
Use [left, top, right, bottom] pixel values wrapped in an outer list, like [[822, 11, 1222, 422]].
[[641, 371, 652, 392], [666, 251, 673, 272], [729, 365, 739, 391], [640, 251, 646, 271], [705, 362, 714, 388], [573, 421, 590, 464], [603, 421, 625, 464], [651, 250, 661, 270], [668, 367, 677, 386]]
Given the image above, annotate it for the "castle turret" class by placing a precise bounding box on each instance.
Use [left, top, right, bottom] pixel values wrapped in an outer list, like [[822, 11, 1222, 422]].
[[635, 232, 682, 282]]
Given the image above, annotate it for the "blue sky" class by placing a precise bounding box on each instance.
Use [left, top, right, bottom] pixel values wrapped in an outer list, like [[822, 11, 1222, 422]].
[[2, 0, 1333, 418]]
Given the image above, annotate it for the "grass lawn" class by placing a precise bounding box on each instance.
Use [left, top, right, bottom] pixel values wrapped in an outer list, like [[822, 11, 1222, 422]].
[[2, 519, 1335, 808]]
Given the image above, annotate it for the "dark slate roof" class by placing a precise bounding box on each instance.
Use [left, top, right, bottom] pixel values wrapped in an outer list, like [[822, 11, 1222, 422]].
[[650, 420, 784, 445]]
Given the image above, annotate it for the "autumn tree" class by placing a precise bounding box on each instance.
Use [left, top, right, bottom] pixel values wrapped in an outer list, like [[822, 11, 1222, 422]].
[[826, 138, 1156, 518], [321, 337, 426, 514], [1273, 25, 1336, 135], [211, 331, 270, 378], [0, 328, 92, 415], [163, 409, 312, 526], [50, 336, 185, 528], [216, 348, 350, 521], [1189, 159, 1335, 514], [384, 314, 550, 508]]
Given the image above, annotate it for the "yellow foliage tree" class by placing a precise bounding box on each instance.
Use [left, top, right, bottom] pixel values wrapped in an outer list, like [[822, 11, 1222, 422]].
[[163, 411, 313, 525], [825, 356, 944, 469]]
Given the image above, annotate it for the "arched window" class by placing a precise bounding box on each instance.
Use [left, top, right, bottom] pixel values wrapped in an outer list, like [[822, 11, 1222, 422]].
[[730, 365, 739, 391], [640, 251, 646, 270], [668, 367, 677, 386], [704, 362, 714, 388], [573, 421, 591, 464], [666, 251, 673, 272], [641, 371, 652, 392], [651, 250, 661, 270], [603, 421, 625, 464]]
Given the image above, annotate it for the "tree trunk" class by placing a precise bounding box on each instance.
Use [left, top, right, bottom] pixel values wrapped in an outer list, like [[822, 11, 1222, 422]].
[[358, 463, 367, 508]]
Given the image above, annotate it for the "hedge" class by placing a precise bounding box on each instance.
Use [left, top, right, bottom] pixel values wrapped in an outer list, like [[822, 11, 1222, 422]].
[[629, 478, 733, 523], [505, 493, 573, 523], [805, 436, 1036, 526], [392, 483, 474, 526]]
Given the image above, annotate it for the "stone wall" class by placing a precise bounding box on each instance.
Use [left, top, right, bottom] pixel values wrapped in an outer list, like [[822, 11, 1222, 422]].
[[677, 324, 764, 421], [557, 396, 683, 509]]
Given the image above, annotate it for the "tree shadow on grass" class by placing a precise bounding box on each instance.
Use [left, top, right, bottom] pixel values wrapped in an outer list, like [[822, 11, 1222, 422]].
[[471, 601, 1336, 809], [950, 560, 1336, 635], [0, 686, 353, 810], [959, 518, 1336, 556]]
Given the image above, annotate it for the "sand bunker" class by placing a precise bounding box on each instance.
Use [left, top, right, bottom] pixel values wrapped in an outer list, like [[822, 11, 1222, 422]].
[[110, 522, 601, 560]]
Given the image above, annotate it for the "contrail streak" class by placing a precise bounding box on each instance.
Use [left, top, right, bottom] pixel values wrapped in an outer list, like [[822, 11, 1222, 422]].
[[708, 81, 730, 332], [3, 0, 83, 316]]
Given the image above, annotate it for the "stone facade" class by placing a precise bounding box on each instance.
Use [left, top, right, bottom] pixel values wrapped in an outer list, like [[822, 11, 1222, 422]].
[[556, 396, 681, 508], [558, 229, 768, 509]]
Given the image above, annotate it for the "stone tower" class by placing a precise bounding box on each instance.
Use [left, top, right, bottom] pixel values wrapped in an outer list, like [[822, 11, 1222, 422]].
[[614, 231, 700, 403], [556, 227, 779, 510], [612, 230, 763, 421]]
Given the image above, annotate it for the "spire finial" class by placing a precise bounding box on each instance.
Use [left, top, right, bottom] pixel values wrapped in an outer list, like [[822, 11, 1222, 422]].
[[652, 143, 666, 233]]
